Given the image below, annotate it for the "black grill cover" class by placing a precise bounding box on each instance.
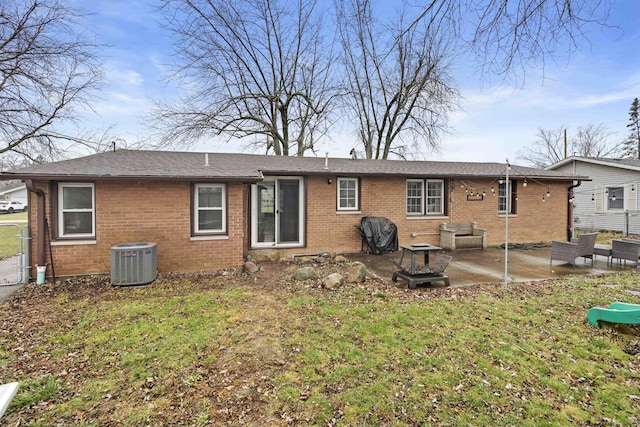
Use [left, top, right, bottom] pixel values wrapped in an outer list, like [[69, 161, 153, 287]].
[[358, 216, 398, 254]]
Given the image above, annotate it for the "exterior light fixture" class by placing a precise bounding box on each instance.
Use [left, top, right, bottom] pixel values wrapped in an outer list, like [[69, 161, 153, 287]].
[[523, 179, 527, 188], [546, 187, 551, 198]]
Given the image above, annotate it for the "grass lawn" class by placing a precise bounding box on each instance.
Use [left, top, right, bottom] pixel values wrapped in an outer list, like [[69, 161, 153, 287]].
[[1, 263, 639, 425], [0, 211, 27, 259]]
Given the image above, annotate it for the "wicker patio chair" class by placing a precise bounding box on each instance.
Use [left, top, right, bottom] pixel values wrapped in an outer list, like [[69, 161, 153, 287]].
[[550, 232, 597, 267], [611, 239, 640, 265]]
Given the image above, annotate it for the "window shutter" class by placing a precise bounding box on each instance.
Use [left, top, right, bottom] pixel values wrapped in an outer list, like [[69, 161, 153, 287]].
[[625, 183, 638, 212], [594, 185, 604, 214]]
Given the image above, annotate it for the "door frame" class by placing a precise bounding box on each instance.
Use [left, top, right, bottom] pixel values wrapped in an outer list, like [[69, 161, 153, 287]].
[[250, 176, 305, 248]]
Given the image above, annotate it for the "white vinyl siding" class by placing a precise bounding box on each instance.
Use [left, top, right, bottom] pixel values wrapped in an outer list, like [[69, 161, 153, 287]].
[[594, 185, 604, 214], [627, 184, 638, 212], [552, 160, 640, 234]]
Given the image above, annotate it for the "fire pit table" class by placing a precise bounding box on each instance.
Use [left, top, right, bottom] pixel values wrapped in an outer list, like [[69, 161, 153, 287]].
[[392, 244, 451, 289]]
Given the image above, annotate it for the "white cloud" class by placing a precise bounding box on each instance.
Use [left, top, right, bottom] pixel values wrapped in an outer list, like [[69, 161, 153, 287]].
[[107, 68, 144, 87], [90, 91, 149, 118]]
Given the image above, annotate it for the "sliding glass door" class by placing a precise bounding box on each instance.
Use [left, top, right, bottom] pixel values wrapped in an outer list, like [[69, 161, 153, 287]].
[[252, 177, 304, 247]]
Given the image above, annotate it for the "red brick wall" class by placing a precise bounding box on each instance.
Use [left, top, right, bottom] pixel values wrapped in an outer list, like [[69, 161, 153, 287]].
[[445, 178, 568, 245], [283, 176, 569, 257], [28, 180, 245, 278], [26, 175, 569, 278]]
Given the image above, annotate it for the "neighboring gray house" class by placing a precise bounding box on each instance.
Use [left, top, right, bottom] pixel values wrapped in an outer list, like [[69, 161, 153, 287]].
[[548, 157, 640, 235], [0, 185, 28, 204]]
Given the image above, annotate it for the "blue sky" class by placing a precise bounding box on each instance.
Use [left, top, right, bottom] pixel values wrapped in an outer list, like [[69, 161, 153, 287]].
[[71, 0, 640, 164]]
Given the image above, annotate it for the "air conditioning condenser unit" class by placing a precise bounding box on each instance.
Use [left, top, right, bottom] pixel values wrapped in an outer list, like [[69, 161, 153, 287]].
[[110, 242, 158, 286]]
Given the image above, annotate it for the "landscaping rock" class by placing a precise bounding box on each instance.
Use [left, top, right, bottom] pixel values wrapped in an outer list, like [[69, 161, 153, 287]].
[[347, 261, 367, 283], [247, 249, 282, 262], [333, 255, 349, 264], [323, 273, 344, 290], [292, 266, 318, 281], [243, 261, 259, 273]]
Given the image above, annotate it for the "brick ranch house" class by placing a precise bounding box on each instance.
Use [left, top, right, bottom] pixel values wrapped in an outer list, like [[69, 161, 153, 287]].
[[0, 150, 587, 280]]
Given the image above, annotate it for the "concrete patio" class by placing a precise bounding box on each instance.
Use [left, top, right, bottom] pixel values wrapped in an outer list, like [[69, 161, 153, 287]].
[[349, 245, 635, 288], [2, 245, 636, 302]]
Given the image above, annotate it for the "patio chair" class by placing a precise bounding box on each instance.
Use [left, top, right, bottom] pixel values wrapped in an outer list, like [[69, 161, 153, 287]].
[[550, 232, 597, 267], [611, 239, 640, 265]]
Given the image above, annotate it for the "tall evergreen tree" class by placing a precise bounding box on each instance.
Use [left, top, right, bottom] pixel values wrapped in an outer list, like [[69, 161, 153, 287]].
[[623, 98, 640, 159]]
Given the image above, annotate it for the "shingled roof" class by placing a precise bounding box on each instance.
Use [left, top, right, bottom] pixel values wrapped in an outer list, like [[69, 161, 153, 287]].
[[0, 149, 587, 182], [548, 156, 640, 172]]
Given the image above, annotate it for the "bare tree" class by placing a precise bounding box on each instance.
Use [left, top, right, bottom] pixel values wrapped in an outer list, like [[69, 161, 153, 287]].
[[152, 0, 613, 158], [518, 124, 622, 167], [574, 123, 621, 158], [154, 0, 336, 156], [0, 0, 103, 164], [408, 0, 613, 84], [517, 127, 566, 168], [336, 0, 459, 160]]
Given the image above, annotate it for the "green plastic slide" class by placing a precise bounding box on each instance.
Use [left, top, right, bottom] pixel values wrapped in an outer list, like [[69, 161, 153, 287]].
[[587, 302, 640, 328]]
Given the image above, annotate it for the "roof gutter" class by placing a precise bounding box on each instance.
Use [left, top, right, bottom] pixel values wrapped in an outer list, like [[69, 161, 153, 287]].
[[0, 173, 263, 183], [24, 180, 46, 269], [567, 180, 583, 241]]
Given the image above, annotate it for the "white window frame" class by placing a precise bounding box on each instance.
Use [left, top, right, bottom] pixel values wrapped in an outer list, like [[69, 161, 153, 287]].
[[498, 180, 515, 214], [406, 179, 425, 215], [606, 186, 624, 211], [406, 179, 444, 215], [194, 184, 227, 234], [250, 177, 305, 248], [58, 183, 95, 238], [337, 177, 359, 211], [426, 179, 445, 215]]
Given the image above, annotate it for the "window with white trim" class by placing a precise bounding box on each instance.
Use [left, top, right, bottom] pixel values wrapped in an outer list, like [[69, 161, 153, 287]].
[[426, 180, 444, 214], [407, 179, 444, 215], [595, 184, 637, 213], [498, 180, 516, 214], [337, 177, 358, 210], [607, 186, 624, 210], [58, 183, 95, 238], [194, 184, 226, 234]]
